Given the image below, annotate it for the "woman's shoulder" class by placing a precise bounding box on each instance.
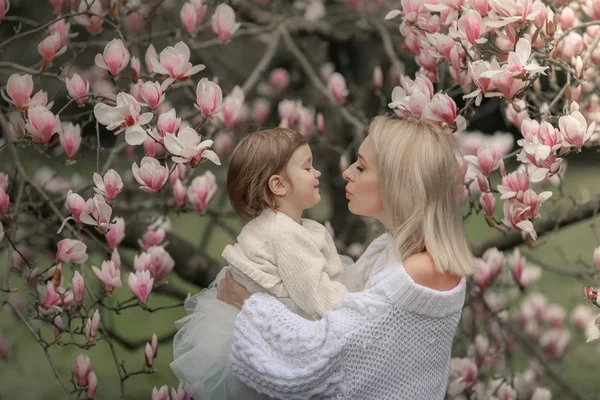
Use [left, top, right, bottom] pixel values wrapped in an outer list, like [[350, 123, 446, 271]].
[[402, 252, 461, 291]]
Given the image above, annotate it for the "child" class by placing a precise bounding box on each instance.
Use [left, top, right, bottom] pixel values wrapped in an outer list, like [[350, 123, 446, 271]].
[[171, 128, 348, 399]]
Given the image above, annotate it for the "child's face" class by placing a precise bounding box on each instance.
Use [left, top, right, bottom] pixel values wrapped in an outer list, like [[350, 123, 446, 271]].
[[284, 144, 321, 211]]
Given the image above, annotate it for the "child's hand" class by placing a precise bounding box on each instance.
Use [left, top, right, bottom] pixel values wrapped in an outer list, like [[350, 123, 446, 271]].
[[216, 271, 251, 310]]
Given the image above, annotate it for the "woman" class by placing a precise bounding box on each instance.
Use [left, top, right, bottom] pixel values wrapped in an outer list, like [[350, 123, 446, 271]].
[[217, 115, 474, 399]]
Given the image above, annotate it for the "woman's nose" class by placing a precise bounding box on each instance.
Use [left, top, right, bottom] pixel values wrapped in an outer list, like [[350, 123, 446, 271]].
[[342, 166, 352, 182]]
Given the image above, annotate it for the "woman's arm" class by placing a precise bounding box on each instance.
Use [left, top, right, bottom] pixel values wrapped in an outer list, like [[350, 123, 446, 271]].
[[229, 292, 346, 399]]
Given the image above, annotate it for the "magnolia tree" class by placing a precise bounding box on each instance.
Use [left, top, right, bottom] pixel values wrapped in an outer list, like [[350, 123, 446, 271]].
[[1, 0, 600, 398]]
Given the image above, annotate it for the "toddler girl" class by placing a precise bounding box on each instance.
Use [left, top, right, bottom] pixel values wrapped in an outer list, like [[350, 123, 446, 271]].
[[171, 128, 348, 399]]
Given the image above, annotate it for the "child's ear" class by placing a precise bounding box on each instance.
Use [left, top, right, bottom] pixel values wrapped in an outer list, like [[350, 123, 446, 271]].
[[268, 174, 287, 197]]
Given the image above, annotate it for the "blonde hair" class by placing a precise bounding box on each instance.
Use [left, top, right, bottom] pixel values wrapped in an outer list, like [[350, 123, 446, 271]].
[[368, 115, 474, 277], [227, 127, 307, 220]]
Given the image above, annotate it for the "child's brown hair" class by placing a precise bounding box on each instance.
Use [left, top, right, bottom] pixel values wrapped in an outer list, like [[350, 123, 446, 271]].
[[227, 128, 308, 220]]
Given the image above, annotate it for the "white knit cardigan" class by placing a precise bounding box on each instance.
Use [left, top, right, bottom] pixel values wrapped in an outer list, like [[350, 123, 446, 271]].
[[222, 209, 347, 320], [229, 234, 466, 400]]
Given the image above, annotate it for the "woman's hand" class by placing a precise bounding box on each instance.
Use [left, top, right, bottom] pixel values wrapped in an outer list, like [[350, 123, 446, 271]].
[[216, 271, 251, 309]]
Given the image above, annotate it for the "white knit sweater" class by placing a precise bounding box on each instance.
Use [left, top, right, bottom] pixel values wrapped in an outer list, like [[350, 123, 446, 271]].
[[229, 234, 466, 400], [222, 209, 347, 320]]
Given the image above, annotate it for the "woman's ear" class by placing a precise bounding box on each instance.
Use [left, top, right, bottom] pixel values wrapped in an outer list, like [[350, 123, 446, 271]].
[[268, 174, 287, 197]]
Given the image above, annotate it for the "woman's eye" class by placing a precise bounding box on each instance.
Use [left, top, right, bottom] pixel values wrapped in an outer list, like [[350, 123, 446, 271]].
[[356, 166, 364, 172]]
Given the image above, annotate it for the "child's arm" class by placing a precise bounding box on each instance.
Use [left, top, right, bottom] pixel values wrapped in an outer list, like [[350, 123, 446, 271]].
[[274, 230, 347, 318]]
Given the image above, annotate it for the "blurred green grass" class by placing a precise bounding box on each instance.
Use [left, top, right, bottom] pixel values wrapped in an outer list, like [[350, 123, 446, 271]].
[[1, 148, 600, 399]]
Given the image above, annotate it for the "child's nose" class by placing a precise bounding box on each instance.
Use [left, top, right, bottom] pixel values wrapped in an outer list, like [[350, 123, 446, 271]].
[[314, 169, 321, 178]]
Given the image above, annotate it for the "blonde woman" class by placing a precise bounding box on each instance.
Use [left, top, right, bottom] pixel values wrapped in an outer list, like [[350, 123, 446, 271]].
[[216, 115, 475, 400]]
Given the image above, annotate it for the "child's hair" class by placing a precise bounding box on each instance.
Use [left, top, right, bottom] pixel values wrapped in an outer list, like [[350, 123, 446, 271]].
[[368, 115, 474, 277], [227, 127, 308, 220]]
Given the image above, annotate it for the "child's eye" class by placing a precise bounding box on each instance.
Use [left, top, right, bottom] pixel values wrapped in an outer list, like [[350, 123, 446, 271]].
[[356, 166, 364, 172]]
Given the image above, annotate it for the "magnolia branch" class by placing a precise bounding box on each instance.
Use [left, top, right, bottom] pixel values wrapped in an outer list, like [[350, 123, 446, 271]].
[[472, 198, 600, 257], [280, 26, 367, 140]]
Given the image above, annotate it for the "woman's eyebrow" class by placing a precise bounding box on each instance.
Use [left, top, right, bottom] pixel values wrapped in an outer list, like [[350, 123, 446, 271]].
[[357, 153, 367, 163]]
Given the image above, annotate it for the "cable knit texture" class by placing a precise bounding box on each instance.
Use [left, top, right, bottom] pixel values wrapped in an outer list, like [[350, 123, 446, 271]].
[[222, 209, 347, 319], [229, 234, 466, 399]]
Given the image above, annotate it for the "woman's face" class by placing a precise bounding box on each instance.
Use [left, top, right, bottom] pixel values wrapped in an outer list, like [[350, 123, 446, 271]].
[[342, 136, 384, 221]]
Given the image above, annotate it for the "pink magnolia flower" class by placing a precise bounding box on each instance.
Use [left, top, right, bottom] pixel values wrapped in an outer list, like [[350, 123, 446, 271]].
[[65, 73, 89, 105], [87, 371, 98, 399], [491, 72, 528, 101], [145, 44, 158, 74], [94, 92, 153, 145], [145, 342, 154, 367], [497, 170, 530, 200], [455, 10, 488, 45], [372, 66, 383, 89], [151, 333, 158, 356], [128, 270, 154, 304], [173, 179, 186, 207], [56, 238, 88, 264], [504, 39, 548, 78], [134, 252, 153, 272], [93, 169, 123, 200], [94, 38, 130, 76], [152, 385, 169, 400], [558, 107, 595, 150], [180, 2, 199, 35], [130, 157, 167, 192], [111, 248, 121, 270], [388, 75, 434, 120], [190, 0, 208, 21], [151, 42, 205, 89], [544, 304, 566, 328], [464, 60, 500, 106], [38, 32, 66, 66], [74, 354, 92, 386], [85, 309, 100, 344], [54, 315, 63, 339], [59, 123, 82, 160], [140, 81, 165, 110], [447, 358, 477, 396], [539, 328, 570, 359], [50, 0, 64, 12], [66, 190, 85, 224], [130, 56, 141, 83], [0, 172, 8, 191], [479, 192, 495, 216], [143, 136, 165, 157], [0, 0, 10, 20], [316, 112, 324, 134], [105, 216, 125, 250], [212, 132, 234, 159], [0, 187, 9, 215], [423, 93, 459, 126], [171, 382, 193, 400], [73, 0, 103, 33], [195, 78, 223, 117], [164, 127, 220, 167], [42, 281, 63, 309], [156, 109, 181, 138], [142, 228, 166, 250], [50, 19, 72, 45], [72, 270, 85, 303], [327, 72, 349, 104], [187, 171, 217, 213], [269, 68, 290, 91], [25, 106, 60, 144], [463, 145, 502, 176], [571, 305, 594, 331], [211, 3, 241, 43], [2, 73, 33, 109], [147, 245, 175, 279], [219, 86, 246, 130], [92, 260, 122, 292], [80, 194, 113, 233], [473, 258, 497, 292]]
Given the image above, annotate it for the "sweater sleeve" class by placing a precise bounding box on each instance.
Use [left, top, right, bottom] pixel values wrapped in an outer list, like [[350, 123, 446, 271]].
[[274, 229, 347, 318], [229, 292, 347, 399]]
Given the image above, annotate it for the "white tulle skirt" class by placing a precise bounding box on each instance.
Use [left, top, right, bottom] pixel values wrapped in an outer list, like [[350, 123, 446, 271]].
[[170, 282, 268, 400]]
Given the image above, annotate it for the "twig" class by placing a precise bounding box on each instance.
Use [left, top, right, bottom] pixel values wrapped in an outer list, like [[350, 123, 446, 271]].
[[241, 28, 282, 95], [6, 301, 74, 399], [279, 26, 367, 141], [370, 17, 404, 79]]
